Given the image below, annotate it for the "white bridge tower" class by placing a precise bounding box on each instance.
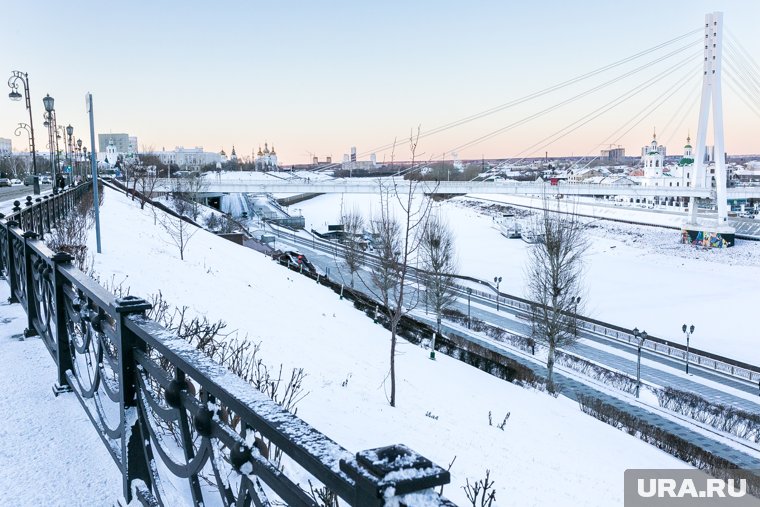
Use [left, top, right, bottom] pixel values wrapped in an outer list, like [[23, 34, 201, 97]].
[[684, 11, 735, 247]]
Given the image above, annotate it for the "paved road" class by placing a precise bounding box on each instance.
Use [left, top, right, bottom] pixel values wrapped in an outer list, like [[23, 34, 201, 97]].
[[269, 227, 760, 414], [0, 184, 53, 211]]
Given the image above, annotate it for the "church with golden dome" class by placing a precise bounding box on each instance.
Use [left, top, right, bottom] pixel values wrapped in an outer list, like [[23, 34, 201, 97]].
[[255, 143, 278, 170]]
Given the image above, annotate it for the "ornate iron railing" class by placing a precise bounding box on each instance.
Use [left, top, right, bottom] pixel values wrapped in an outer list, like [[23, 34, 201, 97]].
[[0, 187, 457, 506]]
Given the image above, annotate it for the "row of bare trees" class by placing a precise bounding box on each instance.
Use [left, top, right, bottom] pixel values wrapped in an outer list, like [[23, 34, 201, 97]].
[[331, 129, 461, 407], [336, 167, 587, 403]]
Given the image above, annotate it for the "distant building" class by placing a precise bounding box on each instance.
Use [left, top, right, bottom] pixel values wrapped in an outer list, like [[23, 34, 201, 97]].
[[0, 137, 11, 155], [98, 133, 130, 153], [630, 134, 733, 206], [600, 146, 625, 162], [128, 136, 139, 155], [154, 146, 221, 170], [640, 131, 666, 162], [255, 143, 278, 170], [341, 145, 376, 172]]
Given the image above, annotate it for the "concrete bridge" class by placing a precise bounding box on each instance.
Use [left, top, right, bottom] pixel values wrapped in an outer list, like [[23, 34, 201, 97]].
[[153, 177, 760, 199]]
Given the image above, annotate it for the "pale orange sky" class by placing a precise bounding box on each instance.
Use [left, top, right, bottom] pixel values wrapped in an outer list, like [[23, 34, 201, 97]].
[[3, 1, 760, 164]]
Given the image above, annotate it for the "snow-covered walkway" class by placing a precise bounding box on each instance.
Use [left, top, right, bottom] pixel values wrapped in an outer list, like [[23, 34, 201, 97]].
[[0, 283, 121, 505]]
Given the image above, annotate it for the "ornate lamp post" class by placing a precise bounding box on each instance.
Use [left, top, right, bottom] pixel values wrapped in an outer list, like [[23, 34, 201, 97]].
[[82, 145, 88, 180], [633, 327, 648, 398], [66, 125, 74, 184], [76, 138, 83, 182], [42, 93, 58, 190], [7, 71, 40, 194], [493, 276, 502, 311], [682, 324, 695, 374]]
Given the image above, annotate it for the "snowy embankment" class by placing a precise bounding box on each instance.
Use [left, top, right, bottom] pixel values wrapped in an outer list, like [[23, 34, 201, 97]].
[[84, 188, 683, 506], [293, 192, 760, 366]]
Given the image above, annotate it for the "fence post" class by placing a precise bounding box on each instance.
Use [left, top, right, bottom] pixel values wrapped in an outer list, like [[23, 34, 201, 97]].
[[114, 295, 154, 503], [4, 212, 20, 303], [51, 252, 75, 394], [340, 444, 450, 506], [35, 198, 43, 239], [22, 230, 39, 338]]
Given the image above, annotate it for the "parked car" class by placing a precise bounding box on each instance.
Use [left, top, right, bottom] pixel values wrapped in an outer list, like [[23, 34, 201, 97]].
[[40, 176, 52, 184], [10, 178, 22, 185], [0, 178, 10, 187]]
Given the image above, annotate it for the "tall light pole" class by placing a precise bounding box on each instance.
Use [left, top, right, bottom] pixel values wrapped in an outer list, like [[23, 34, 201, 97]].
[[66, 124, 74, 184], [76, 138, 83, 182], [42, 94, 58, 191], [682, 324, 695, 374], [493, 276, 502, 312], [467, 287, 473, 329], [7, 71, 40, 194], [633, 327, 648, 398], [82, 145, 88, 180]]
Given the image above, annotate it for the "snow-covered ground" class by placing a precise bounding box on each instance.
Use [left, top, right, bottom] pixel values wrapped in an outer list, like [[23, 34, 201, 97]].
[[294, 191, 760, 365], [0, 287, 122, 505], [30, 187, 682, 506]]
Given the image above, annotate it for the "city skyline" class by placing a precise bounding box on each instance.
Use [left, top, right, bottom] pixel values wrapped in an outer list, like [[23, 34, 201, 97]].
[[3, 0, 760, 165]]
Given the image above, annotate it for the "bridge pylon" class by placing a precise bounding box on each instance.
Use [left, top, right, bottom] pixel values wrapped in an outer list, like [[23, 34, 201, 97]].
[[682, 11, 735, 247]]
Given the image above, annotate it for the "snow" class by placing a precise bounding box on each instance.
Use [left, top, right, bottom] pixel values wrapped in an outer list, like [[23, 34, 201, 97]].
[[292, 190, 760, 365], [0, 291, 122, 505], [6, 181, 759, 504], [34, 187, 684, 506]]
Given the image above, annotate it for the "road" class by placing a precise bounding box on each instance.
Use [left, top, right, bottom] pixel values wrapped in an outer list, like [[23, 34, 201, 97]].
[[266, 224, 760, 415], [0, 184, 53, 211]]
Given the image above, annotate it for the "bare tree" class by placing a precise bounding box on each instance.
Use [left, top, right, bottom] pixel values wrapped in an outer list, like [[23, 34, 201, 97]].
[[171, 175, 208, 221], [339, 205, 365, 288], [525, 199, 588, 390], [419, 213, 457, 345], [364, 127, 436, 407], [160, 214, 199, 261]]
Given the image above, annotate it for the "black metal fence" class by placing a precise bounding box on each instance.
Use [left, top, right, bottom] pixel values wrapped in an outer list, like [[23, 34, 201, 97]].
[[0, 186, 457, 506]]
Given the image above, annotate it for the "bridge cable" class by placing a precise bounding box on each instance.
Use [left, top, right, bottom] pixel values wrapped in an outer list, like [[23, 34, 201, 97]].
[[446, 42, 701, 157], [354, 28, 703, 160], [563, 64, 701, 172], [487, 54, 700, 167]]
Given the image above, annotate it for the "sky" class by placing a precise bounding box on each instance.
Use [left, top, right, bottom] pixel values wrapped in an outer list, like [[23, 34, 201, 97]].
[[3, 1, 760, 164]]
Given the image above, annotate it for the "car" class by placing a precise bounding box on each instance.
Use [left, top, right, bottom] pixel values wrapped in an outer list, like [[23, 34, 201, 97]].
[[40, 176, 52, 184], [10, 178, 22, 185], [0, 178, 10, 187]]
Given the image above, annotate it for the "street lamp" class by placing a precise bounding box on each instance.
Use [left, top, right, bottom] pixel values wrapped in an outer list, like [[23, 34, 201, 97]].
[[66, 124, 74, 184], [467, 287, 473, 329], [682, 324, 695, 374], [493, 276, 502, 311], [76, 138, 82, 182], [633, 327, 648, 398], [7, 71, 40, 194], [573, 296, 582, 337], [42, 94, 58, 191]]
